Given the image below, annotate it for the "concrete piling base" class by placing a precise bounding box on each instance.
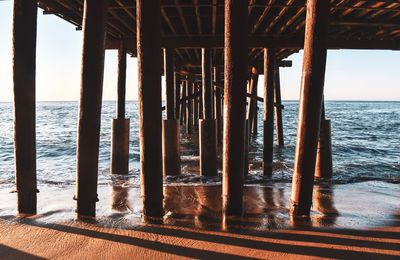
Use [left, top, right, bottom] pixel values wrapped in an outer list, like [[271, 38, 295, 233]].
[[111, 118, 130, 175], [199, 119, 218, 177], [315, 119, 333, 179], [162, 119, 181, 176]]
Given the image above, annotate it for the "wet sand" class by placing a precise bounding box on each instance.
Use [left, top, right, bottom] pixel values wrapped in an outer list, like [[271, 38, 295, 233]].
[[1, 181, 399, 259], [1, 218, 400, 259]]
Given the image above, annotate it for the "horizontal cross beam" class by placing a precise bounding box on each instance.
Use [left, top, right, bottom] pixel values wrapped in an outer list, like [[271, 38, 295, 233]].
[[106, 36, 400, 52]]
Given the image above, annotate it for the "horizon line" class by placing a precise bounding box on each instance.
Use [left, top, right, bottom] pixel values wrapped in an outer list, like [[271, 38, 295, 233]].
[[1, 99, 400, 103]]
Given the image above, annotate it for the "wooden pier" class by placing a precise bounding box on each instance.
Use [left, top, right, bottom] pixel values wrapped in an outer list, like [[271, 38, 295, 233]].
[[11, 0, 400, 218]]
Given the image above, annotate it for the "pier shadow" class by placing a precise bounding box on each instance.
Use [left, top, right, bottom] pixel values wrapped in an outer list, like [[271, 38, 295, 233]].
[[0, 244, 45, 260], [1, 184, 399, 258], [1, 216, 399, 259]]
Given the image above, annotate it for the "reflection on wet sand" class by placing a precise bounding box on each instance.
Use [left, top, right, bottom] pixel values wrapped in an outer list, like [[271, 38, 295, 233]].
[[312, 184, 339, 226], [107, 180, 345, 231], [158, 184, 292, 231], [1, 180, 399, 259], [111, 180, 130, 213]]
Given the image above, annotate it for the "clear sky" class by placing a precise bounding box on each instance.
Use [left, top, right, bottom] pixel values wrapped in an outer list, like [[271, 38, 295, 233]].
[[1, 2, 399, 102]]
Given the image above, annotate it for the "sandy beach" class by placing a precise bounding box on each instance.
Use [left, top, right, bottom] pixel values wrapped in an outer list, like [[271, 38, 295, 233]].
[[1, 216, 399, 259], [1, 181, 399, 259]]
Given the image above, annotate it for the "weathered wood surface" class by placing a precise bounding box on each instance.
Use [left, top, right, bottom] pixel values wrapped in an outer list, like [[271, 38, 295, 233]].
[[38, 0, 400, 75], [291, 0, 330, 217], [13, 0, 38, 215], [222, 0, 248, 216], [117, 42, 127, 119], [137, 0, 164, 218], [263, 48, 276, 177], [274, 67, 284, 146], [76, 0, 107, 217]]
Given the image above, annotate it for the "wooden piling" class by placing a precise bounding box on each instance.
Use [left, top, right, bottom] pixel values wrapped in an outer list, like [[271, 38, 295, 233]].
[[200, 48, 217, 177], [247, 67, 259, 136], [180, 82, 186, 125], [263, 48, 276, 177], [111, 119, 130, 175], [117, 42, 127, 120], [315, 103, 333, 179], [202, 49, 213, 121], [137, 0, 164, 217], [253, 105, 258, 136], [174, 72, 181, 120], [111, 42, 130, 175], [12, 0, 38, 215], [223, 0, 248, 216], [244, 120, 250, 178], [164, 48, 175, 120], [291, 0, 330, 217], [76, 0, 107, 217], [214, 67, 222, 144], [199, 84, 203, 119], [162, 48, 181, 176], [193, 82, 199, 126], [162, 120, 180, 176], [274, 67, 284, 146], [186, 80, 193, 134]]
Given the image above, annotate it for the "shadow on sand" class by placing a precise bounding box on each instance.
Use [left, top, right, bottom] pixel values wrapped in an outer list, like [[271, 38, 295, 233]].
[[1, 214, 399, 259]]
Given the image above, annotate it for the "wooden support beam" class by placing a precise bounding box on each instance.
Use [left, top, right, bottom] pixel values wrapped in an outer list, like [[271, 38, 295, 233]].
[[214, 66, 222, 144], [315, 102, 333, 179], [174, 72, 181, 119], [212, 0, 217, 34], [13, 0, 38, 215], [106, 37, 400, 51], [193, 82, 199, 126], [274, 67, 284, 146], [263, 49, 276, 177], [251, 0, 273, 34], [291, 0, 330, 218], [202, 48, 213, 120], [180, 80, 187, 125], [193, 0, 202, 34], [137, 0, 163, 217], [162, 48, 180, 177], [162, 90, 200, 111], [164, 48, 175, 119], [76, 0, 107, 217], [265, 0, 295, 33], [223, 0, 248, 216], [185, 80, 193, 134], [199, 48, 217, 177], [252, 105, 258, 136], [111, 41, 130, 175], [247, 67, 259, 136], [199, 83, 203, 119], [117, 42, 127, 119]]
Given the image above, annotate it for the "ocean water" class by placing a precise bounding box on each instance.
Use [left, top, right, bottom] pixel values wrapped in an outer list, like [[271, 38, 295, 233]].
[[0, 101, 399, 189]]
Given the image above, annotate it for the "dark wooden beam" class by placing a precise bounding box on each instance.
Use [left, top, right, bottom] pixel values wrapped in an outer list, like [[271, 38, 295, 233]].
[[137, 0, 164, 218], [76, 0, 107, 217], [106, 37, 400, 51], [263, 48, 275, 177], [13, 0, 38, 215], [117, 41, 127, 119], [164, 48, 175, 119], [223, 0, 248, 216], [291, 0, 330, 218]]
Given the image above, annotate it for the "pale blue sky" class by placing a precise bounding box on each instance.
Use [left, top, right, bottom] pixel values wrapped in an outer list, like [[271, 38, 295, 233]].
[[1, 2, 399, 102]]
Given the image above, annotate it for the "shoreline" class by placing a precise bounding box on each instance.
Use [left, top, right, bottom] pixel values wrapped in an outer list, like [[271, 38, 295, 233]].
[[0, 181, 399, 229], [1, 181, 399, 258], [1, 215, 399, 259]]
